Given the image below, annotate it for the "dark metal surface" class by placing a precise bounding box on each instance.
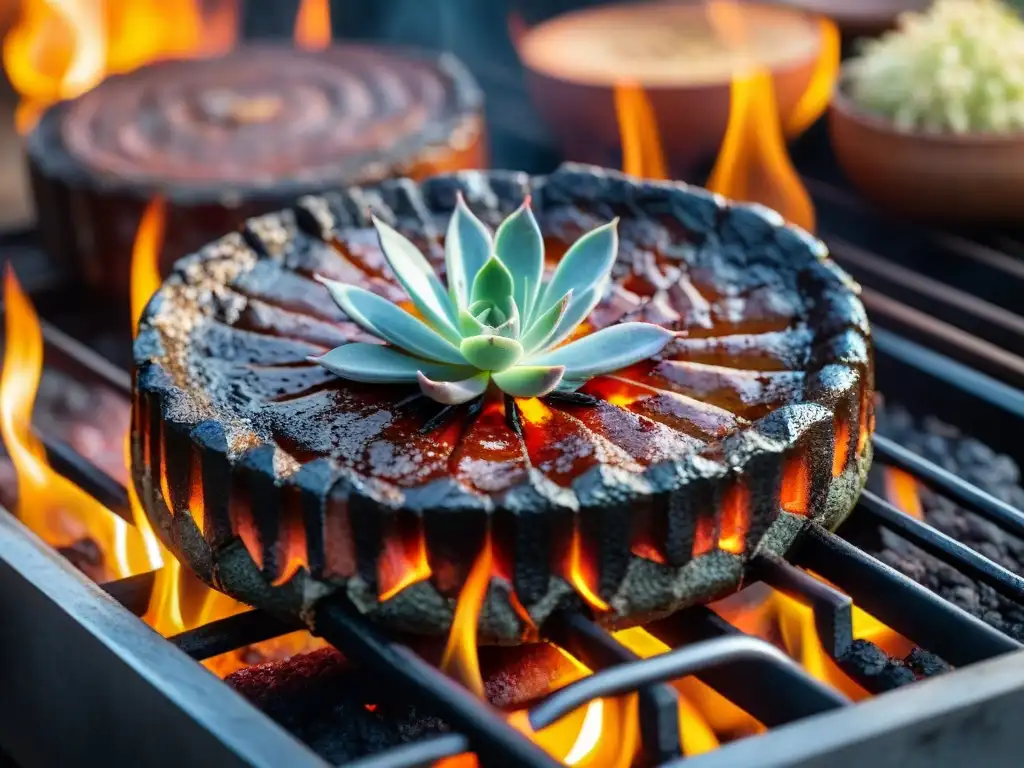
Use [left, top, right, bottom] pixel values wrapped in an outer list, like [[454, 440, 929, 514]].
[[873, 433, 1024, 539], [0, 512, 326, 768], [793, 527, 1022, 666], [543, 610, 683, 764], [681, 648, 1024, 768], [313, 598, 561, 768], [645, 606, 850, 727], [528, 636, 823, 731], [170, 610, 302, 661], [858, 490, 1024, 602]]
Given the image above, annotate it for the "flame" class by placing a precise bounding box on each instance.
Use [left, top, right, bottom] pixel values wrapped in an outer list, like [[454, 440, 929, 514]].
[[883, 467, 923, 520], [4, 0, 239, 133], [377, 520, 432, 601], [783, 16, 840, 137], [0, 267, 153, 579], [294, 0, 331, 51], [566, 523, 610, 612], [131, 197, 166, 335], [615, 628, 722, 757], [703, 0, 815, 233], [441, 535, 493, 698], [717, 483, 750, 555], [614, 82, 668, 180], [440, 533, 635, 766]]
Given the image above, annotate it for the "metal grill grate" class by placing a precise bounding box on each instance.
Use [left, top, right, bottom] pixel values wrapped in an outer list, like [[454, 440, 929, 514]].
[[5, 123, 1024, 768]]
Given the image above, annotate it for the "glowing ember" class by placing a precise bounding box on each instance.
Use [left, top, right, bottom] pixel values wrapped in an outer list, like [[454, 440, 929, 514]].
[[883, 467, 924, 520], [717, 482, 750, 554], [3, 0, 238, 133], [704, 0, 816, 232], [294, 0, 332, 51]]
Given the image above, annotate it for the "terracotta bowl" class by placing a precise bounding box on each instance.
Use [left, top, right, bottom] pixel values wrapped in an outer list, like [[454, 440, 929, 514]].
[[517, 0, 826, 175], [829, 78, 1024, 223]]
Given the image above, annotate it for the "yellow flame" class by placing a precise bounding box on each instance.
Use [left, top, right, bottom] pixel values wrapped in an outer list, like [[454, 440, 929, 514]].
[[704, 0, 815, 232], [295, 0, 332, 50], [614, 81, 668, 180], [4, 0, 239, 134], [784, 16, 840, 137], [441, 536, 493, 698], [130, 197, 166, 337], [0, 268, 145, 579]]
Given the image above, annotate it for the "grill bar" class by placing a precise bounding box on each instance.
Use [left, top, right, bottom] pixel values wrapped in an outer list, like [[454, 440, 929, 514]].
[[793, 526, 1021, 666], [857, 490, 1024, 602], [170, 610, 302, 661], [313, 597, 561, 768], [527, 636, 815, 730], [0, 513, 325, 768], [644, 607, 850, 726], [40, 433, 132, 521], [872, 433, 1024, 539], [342, 734, 470, 768], [543, 610, 683, 764]]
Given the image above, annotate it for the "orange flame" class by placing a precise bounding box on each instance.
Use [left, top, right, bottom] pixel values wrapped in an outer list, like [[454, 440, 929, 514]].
[[614, 628, 722, 757], [294, 0, 332, 51], [566, 523, 610, 612], [440, 532, 631, 766], [883, 467, 924, 521], [441, 535, 493, 698], [4, 0, 239, 133], [378, 520, 432, 601], [614, 82, 668, 180], [131, 197, 166, 335], [0, 268, 151, 579], [704, 0, 816, 232]]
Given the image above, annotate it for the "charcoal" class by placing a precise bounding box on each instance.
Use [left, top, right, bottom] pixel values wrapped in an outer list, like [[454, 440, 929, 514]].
[[904, 647, 951, 678], [225, 642, 576, 763], [848, 403, 1024, 643], [838, 639, 916, 692]]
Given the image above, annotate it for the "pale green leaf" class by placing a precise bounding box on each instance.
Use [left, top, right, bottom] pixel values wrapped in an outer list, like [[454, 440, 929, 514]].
[[532, 219, 619, 325], [459, 308, 486, 337], [520, 290, 572, 353], [494, 197, 544, 320], [317, 278, 465, 364], [527, 323, 674, 379], [445, 195, 493, 309], [492, 365, 565, 398], [459, 334, 524, 372], [536, 281, 607, 352], [417, 371, 490, 405], [470, 257, 515, 307], [312, 343, 474, 383], [373, 216, 459, 342]]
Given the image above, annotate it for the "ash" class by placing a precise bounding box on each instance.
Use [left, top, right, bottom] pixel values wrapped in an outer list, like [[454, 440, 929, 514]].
[[851, 403, 1024, 642]]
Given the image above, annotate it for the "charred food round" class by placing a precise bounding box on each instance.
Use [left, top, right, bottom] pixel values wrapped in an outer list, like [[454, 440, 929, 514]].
[[132, 165, 874, 644]]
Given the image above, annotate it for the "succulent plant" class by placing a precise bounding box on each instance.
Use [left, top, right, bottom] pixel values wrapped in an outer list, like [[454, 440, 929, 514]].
[[847, 0, 1024, 135], [311, 197, 676, 405]]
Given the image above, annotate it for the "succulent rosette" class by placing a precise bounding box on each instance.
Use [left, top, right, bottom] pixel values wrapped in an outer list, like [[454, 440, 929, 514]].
[[312, 197, 676, 404]]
